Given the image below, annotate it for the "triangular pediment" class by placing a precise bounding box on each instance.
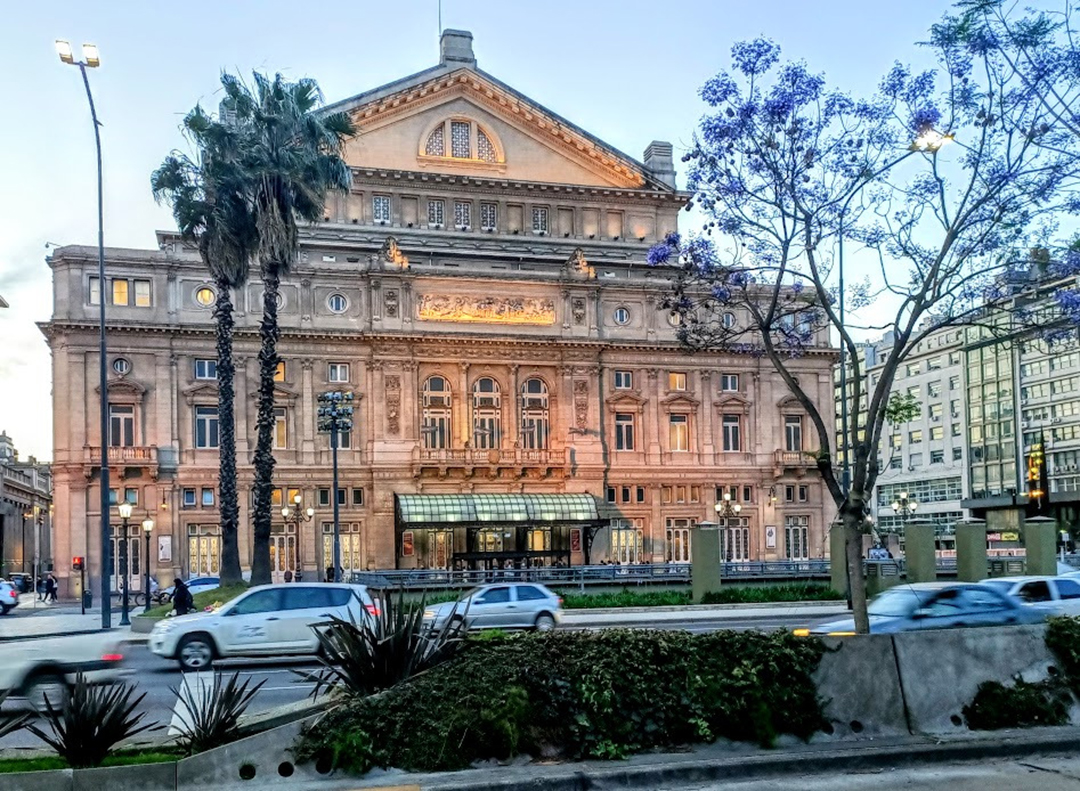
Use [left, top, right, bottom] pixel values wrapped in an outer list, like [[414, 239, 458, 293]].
[[606, 391, 647, 411], [662, 392, 701, 409], [183, 382, 219, 404], [715, 394, 751, 414], [248, 386, 299, 404], [332, 68, 664, 191]]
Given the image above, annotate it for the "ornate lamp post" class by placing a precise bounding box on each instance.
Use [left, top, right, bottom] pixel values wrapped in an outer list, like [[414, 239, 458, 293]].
[[116, 501, 132, 626], [142, 518, 154, 613], [892, 492, 919, 528], [318, 391, 354, 582], [56, 40, 111, 629], [281, 493, 314, 578], [714, 492, 743, 562]]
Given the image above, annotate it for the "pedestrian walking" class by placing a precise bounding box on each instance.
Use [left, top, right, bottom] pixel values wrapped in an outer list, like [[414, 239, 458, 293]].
[[172, 578, 194, 616], [45, 573, 57, 603]]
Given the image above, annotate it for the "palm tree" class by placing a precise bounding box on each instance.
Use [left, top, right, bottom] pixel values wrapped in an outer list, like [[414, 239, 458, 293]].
[[219, 72, 355, 585], [151, 104, 257, 587]]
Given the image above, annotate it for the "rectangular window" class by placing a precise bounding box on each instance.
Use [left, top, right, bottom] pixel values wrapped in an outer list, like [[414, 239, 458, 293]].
[[950, 375, 960, 390], [195, 406, 220, 449], [907, 386, 920, 399], [274, 361, 286, 382], [201, 488, 215, 507], [318, 488, 330, 507], [621, 486, 632, 503], [784, 415, 803, 452], [952, 423, 962, 437], [889, 457, 902, 469], [335, 488, 347, 506], [636, 486, 646, 503], [614, 370, 633, 389], [480, 202, 498, 230], [930, 426, 944, 440], [337, 429, 352, 449], [88, 276, 101, 305], [722, 414, 742, 452], [606, 486, 616, 504], [928, 381, 942, 398], [798, 485, 808, 502], [352, 488, 364, 507], [909, 452, 923, 467], [931, 450, 945, 464], [328, 363, 349, 383], [273, 407, 287, 449], [194, 359, 217, 380], [906, 362, 921, 377], [669, 415, 689, 451], [123, 487, 138, 505], [668, 372, 687, 391], [720, 374, 740, 392], [450, 120, 471, 158], [785, 484, 795, 503], [928, 357, 942, 371], [743, 485, 753, 503], [909, 429, 923, 444], [891, 433, 902, 448], [109, 404, 135, 447], [454, 201, 471, 229], [373, 195, 391, 223], [182, 488, 197, 508], [112, 279, 129, 306], [615, 413, 635, 451], [532, 207, 549, 234], [427, 199, 445, 227], [134, 279, 151, 307], [953, 447, 963, 461], [929, 403, 943, 420], [785, 515, 809, 561]]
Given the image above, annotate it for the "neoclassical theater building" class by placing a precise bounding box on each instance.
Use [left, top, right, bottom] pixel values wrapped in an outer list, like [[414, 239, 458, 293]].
[[43, 31, 836, 594]]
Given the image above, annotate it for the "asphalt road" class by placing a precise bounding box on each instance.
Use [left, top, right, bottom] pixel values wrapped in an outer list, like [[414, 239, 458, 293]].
[[678, 756, 1080, 790]]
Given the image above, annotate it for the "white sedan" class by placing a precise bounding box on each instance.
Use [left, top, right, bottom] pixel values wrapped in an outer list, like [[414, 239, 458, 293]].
[[149, 583, 375, 671], [979, 576, 1080, 616]]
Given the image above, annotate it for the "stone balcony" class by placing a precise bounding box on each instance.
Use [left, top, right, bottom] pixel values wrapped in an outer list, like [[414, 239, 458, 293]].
[[414, 447, 566, 477], [86, 445, 159, 479], [773, 449, 816, 475]]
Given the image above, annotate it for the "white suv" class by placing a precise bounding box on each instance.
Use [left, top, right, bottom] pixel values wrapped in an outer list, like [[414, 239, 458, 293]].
[[0, 632, 128, 706], [149, 583, 375, 671]]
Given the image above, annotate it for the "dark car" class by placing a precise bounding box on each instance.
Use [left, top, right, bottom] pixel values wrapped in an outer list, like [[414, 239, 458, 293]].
[[804, 582, 1045, 635]]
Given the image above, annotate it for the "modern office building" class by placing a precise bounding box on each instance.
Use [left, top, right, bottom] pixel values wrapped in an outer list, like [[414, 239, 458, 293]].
[[42, 31, 837, 596]]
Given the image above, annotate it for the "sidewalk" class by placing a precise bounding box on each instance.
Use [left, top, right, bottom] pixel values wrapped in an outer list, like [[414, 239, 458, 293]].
[[0, 600, 142, 642]]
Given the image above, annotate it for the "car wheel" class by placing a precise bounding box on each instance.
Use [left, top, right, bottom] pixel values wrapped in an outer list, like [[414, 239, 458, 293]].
[[177, 634, 215, 671], [0, 604, 9, 615], [448, 615, 467, 637], [534, 613, 556, 632], [24, 673, 69, 711]]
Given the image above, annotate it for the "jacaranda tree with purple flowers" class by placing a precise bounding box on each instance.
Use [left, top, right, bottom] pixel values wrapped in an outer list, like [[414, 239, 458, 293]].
[[653, 31, 1078, 632]]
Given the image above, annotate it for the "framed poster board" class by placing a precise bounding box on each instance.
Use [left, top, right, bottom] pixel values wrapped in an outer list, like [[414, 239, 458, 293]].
[[401, 530, 415, 557], [570, 528, 582, 553], [158, 535, 173, 564], [765, 525, 777, 550]]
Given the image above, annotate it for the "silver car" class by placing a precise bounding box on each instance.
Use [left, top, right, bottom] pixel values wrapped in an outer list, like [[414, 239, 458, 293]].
[[423, 583, 563, 632]]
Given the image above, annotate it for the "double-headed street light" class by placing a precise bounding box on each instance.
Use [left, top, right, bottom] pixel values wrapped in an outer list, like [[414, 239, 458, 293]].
[[892, 492, 919, 526], [116, 501, 132, 626], [142, 518, 154, 613], [280, 494, 313, 580], [318, 391, 354, 582], [715, 492, 743, 562], [57, 39, 110, 629]]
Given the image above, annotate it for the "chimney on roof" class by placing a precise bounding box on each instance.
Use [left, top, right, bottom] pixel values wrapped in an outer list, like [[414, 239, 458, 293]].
[[643, 141, 677, 189], [440, 29, 476, 68]]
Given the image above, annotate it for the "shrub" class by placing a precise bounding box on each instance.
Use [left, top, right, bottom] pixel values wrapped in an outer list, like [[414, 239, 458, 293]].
[[560, 590, 690, 608], [308, 590, 462, 700], [26, 674, 160, 768], [171, 671, 264, 755], [700, 584, 843, 605], [962, 678, 1070, 730], [296, 629, 826, 774], [1045, 616, 1080, 692], [0, 689, 31, 740]]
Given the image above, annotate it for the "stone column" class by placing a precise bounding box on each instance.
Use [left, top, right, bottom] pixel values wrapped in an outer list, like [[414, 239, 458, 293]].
[[509, 364, 520, 450], [457, 362, 470, 447], [1023, 518, 1057, 576], [647, 368, 662, 464], [956, 522, 988, 581], [691, 524, 722, 603], [700, 370, 715, 460], [904, 521, 937, 583], [300, 359, 316, 463]]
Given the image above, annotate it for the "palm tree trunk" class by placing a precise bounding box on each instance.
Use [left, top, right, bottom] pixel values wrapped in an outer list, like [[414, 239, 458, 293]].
[[213, 279, 244, 586], [249, 265, 281, 586]]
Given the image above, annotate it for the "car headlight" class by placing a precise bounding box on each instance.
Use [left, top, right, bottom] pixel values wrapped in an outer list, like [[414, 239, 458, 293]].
[[423, 610, 437, 619]]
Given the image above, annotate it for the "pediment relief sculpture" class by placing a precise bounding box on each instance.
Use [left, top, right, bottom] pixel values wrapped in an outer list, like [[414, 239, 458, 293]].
[[417, 294, 556, 325]]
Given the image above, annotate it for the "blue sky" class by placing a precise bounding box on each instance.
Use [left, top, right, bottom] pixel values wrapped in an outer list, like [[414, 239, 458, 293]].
[[0, 0, 956, 459]]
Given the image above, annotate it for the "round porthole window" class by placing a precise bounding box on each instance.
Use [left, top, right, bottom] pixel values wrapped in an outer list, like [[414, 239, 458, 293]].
[[112, 357, 131, 375], [613, 307, 631, 326], [194, 286, 216, 307], [327, 293, 348, 314], [722, 311, 737, 329], [275, 293, 285, 310]]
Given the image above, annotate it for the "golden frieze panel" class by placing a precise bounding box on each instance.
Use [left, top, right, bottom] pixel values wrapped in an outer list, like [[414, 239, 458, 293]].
[[417, 294, 556, 325]]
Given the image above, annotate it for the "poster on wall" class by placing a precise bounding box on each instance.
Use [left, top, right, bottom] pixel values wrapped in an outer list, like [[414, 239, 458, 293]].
[[158, 536, 172, 564], [570, 528, 582, 553], [402, 531, 415, 557], [765, 525, 777, 550]]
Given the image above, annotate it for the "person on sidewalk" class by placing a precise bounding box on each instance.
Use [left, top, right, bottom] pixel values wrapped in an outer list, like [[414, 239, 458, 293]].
[[45, 574, 57, 603], [172, 578, 194, 616]]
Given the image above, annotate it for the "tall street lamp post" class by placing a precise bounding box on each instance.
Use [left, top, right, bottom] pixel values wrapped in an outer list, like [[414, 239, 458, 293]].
[[318, 391, 354, 582], [892, 492, 919, 528], [714, 492, 743, 562], [117, 501, 132, 626], [56, 39, 111, 629], [142, 518, 154, 613]]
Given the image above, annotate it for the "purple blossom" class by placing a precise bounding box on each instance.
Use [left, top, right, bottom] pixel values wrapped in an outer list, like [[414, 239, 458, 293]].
[[664, 231, 682, 248], [731, 38, 780, 77], [912, 105, 942, 133], [646, 243, 673, 267], [792, 281, 805, 294], [700, 73, 740, 106]]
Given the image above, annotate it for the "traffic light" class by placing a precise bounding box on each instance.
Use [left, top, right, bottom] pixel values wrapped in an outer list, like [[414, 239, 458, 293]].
[[72, 556, 84, 571]]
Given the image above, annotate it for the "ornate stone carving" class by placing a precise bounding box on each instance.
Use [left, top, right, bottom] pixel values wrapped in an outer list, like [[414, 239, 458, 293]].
[[385, 374, 401, 435], [565, 248, 595, 279], [373, 236, 409, 270], [417, 294, 556, 325], [571, 298, 586, 326], [573, 380, 589, 430], [385, 290, 399, 318]]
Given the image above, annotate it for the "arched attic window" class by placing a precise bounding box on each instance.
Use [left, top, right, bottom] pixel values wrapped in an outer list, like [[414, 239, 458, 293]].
[[422, 118, 502, 164]]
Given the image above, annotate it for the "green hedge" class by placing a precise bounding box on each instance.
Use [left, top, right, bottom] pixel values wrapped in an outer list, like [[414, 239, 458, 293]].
[[296, 629, 827, 775], [559, 583, 841, 609]]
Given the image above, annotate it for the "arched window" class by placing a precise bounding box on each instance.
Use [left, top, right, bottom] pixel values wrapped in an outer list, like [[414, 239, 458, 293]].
[[472, 377, 501, 449], [421, 376, 452, 450], [520, 378, 549, 450], [422, 118, 502, 164]]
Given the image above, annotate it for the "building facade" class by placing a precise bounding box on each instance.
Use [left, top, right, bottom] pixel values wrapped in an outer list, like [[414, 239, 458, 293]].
[[43, 31, 837, 596], [0, 431, 53, 582]]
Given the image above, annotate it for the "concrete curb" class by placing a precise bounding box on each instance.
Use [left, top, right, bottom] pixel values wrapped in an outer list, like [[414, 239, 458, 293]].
[[561, 599, 846, 617], [408, 728, 1080, 791]]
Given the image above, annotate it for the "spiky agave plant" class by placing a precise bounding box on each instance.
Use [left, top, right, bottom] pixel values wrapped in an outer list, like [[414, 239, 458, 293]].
[[170, 670, 265, 755]]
